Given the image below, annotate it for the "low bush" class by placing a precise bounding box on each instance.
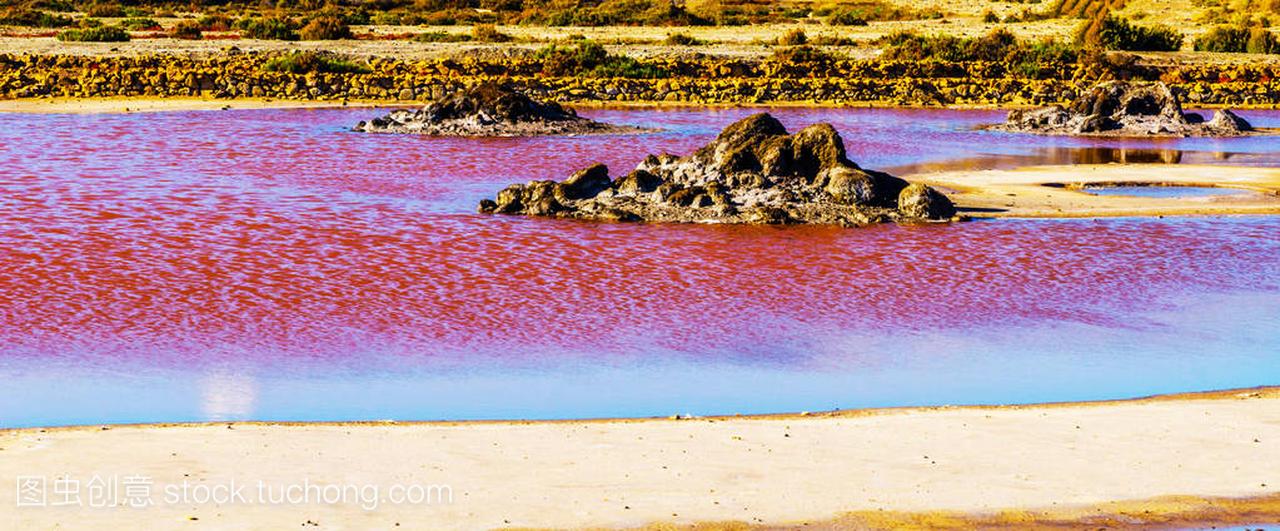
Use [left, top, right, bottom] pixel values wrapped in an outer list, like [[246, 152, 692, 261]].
[[471, 23, 511, 42], [171, 20, 202, 39], [196, 14, 232, 32], [0, 8, 75, 28], [118, 17, 159, 31], [828, 9, 868, 26], [262, 52, 371, 74], [298, 16, 350, 40], [26, 0, 75, 12], [880, 29, 1077, 76], [237, 16, 299, 40], [55, 24, 129, 41], [84, 3, 124, 18], [1094, 16, 1183, 51], [370, 12, 401, 25], [778, 28, 807, 46], [1195, 24, 1280, 53], [534, 41, 666, 78]]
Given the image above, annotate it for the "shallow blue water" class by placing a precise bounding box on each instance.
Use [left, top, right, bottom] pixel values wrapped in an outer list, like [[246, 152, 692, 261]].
[[1084, 185, 1258, 198]]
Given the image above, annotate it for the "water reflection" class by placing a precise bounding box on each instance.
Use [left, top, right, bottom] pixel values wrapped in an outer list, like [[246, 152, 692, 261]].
[[200, 370, 258, 421], [883, 146, 1269, 175]]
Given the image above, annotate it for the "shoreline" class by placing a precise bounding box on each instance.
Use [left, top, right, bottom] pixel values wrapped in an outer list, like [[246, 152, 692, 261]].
[[0, 97, 389, 114], [2, 386, 1278, 529], [4, 96, 1280, 114]]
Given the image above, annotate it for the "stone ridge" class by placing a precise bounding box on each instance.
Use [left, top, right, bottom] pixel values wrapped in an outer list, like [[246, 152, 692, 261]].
[[995, 81, 1256, 137], [354, 82, 648, 136]]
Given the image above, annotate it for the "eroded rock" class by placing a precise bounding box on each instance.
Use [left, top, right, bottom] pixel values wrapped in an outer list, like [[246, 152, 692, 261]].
[[354, 82, 650, 136], [478, 113, 956, 226], [995, 81, 1254, 137]]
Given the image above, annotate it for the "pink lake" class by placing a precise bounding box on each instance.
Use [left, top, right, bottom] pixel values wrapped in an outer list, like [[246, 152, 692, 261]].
[[0, 106, 1277, 427]]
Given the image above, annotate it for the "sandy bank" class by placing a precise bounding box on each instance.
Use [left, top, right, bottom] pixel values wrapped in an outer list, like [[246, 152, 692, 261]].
[[1, 387, 1278, 529], [915, 163, 1280, 218]]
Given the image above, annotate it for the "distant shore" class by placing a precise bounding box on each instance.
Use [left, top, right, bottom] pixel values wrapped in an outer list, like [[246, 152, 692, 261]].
[[0, 97, 387, 114], [916, 163, 1280, 219], [2, 387, 1278, 529]]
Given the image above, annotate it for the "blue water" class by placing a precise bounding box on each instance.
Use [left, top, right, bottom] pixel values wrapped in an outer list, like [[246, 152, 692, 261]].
[[1084, 185, 1258, 198]]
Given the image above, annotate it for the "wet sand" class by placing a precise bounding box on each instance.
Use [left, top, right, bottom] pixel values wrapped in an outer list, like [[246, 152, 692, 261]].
[[916, 163, 1280, 218], [1, 387, 1277, 529]]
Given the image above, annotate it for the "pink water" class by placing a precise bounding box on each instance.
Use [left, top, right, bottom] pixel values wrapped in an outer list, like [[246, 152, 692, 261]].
[[1, 107, 1278, 427]]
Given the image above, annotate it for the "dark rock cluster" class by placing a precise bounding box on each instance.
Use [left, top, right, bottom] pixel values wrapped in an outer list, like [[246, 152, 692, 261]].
[[354, 82, 648, 136], [478, 113, 957, 226], [995, 81, 1254, 137]]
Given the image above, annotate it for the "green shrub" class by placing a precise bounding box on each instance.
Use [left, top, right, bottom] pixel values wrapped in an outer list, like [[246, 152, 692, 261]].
[[778, 28, 807, 46], [0, 8, 74, 28], [118, 17, 159, 31], [55, 25, 129, 41], [262, 52, 371, 74], [534, 41, 666, 78], [298, 16, 351, 40], [171, 20, 202, 40], [237, 16, 299, 40], [828, 9, 868, 26], [197, 14, 233, 31], [983, 9, 1000, 23], [84, 3, 124, 18], [27, 0, 75, 12], [1094, 16, 1183, 51], [1195, 25, 1250, 51], [1197, 24, 1280, 53], [370, 12, 402, 25], [340, 9, 371, 25], [1247, 27, 1280, 53], [879, 29, 1077, 76], [471, 23, 511, 42]]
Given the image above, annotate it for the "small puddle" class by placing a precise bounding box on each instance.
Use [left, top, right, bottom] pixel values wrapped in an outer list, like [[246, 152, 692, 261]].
[[1080, 185, 1256, 199]]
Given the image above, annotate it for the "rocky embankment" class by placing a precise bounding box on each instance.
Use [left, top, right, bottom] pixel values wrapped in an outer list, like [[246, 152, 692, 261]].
[[478, 113, 957, 226], [3, 53, 1280, 107], [996, 81, 1256, 136], [354, 83, 645, 136]]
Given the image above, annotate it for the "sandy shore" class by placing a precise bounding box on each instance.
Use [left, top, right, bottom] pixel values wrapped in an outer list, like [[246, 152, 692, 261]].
[[1, 388, 1278, 529], [916, 163, 1280, 218]]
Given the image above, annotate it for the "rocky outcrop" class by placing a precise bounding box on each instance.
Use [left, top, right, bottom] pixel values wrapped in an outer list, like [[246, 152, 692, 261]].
[[354, 82, 648, 136], [478, 113, 957, 226], [995, 81, 1255, 137]]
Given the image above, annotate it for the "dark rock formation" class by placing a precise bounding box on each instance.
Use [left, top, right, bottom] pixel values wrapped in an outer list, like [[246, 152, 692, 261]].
[[995, 81, 1254, 137], [478, 113, 957, 226], [354, 82, 650, 136]]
